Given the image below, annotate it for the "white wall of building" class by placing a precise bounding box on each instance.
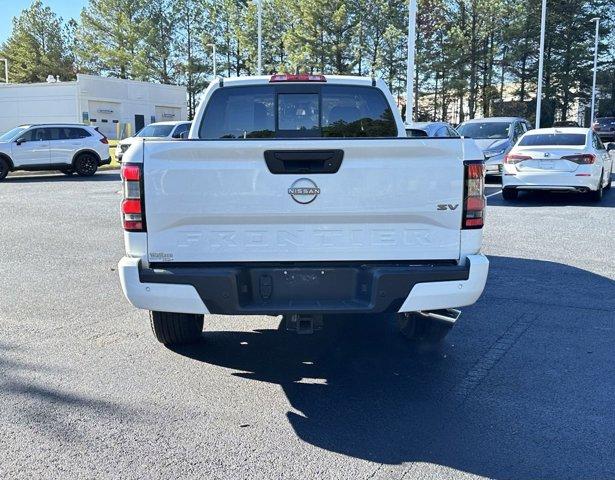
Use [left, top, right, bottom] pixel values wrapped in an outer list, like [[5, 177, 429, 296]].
[[0, 82, 79, 133], [0, 74, 188, 139]]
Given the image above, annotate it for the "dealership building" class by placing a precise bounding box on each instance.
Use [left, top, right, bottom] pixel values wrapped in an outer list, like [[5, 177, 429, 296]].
[[0, 74, 188, 139]]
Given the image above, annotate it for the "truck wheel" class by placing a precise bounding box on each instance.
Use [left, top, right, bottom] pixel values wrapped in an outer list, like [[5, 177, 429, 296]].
[[149, 311, 204, 346], [74, 153, 98, 177], [0, 158, 9, 180], [502, 188, 518, 201], [396, 313, 452, 344]]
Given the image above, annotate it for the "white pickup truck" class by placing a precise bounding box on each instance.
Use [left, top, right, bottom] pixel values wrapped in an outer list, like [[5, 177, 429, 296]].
[[118, 74, 489, 347]]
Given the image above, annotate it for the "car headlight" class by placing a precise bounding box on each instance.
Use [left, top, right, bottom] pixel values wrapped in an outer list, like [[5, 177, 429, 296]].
[[484, 149, 506, 159]]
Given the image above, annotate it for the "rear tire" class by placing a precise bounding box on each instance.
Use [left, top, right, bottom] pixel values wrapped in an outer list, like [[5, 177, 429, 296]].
[[589, 174, 604, 202], [396, 313, 452, 344], [0, 158, 9, 180], [502, 188, 518, 201], [74, 153, 98, 177], [149, 311, 204, 346]]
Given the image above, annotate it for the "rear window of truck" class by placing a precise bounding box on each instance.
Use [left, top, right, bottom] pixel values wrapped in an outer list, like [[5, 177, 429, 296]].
[[198, 85, 398, 139]]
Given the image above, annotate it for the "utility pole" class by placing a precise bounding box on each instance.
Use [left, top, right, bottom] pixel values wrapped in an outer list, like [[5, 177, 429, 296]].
[[207, 43, 217, 77], [535, 0, 547, 128], [406, 0, 417, 124], [590, 17, 600, 125], [499, 46, 508, 106], [254, 0, 263, 75]]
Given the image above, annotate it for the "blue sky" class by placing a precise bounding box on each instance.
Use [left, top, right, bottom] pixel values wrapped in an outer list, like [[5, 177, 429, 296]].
[[0, 0, 88, 43]]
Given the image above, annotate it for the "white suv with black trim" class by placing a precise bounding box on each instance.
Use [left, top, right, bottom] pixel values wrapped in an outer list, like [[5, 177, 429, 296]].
[[0, 124, 111, 180]]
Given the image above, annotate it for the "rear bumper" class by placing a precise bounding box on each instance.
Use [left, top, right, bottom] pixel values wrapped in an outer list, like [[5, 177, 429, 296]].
[[99, 156, 111, 166], [118, 255, 489, 315], [502, 168, 599, 191]]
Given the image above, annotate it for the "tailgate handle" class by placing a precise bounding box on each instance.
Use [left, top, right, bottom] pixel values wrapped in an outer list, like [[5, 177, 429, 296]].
[[264, 150, 343, 174]]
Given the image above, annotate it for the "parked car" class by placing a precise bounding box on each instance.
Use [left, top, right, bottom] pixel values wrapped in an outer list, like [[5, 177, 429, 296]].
[[457, 117, 532, 175], [118, 74, 489, 348], [405, 121, 459, 137], [593, 117, 615, 142], [553, 121, 580, 127], [501, 128, 613, 202], [0, 124, 110, 180], [115, 121, 191, 161]]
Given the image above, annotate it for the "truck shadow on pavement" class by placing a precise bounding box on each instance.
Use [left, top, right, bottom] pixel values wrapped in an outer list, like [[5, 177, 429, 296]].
[[173, 256, 615, 479]]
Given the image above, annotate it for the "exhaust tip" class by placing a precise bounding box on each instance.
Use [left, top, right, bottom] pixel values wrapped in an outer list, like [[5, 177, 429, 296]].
[[418, 308, 461, 325]]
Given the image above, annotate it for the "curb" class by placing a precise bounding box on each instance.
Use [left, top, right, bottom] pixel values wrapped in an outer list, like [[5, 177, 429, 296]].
[[8, 165, 120, 178]]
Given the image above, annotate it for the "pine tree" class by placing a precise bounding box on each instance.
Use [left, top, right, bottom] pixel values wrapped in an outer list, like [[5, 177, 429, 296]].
[[0, 0, 75, 83]]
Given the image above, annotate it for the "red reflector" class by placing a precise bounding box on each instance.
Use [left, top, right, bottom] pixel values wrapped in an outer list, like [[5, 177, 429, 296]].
[[99, 136, 109, 144], [269, 73, 326, 83], [123, 220, 143, 231], [466, 196, 485, 211], [122, 199, 142, 214], [464, 218, 484, 227], [121, 163, 140, 181]]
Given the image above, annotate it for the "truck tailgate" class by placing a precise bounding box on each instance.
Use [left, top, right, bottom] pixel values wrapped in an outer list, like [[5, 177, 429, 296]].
[[143, 139, 465, 263]]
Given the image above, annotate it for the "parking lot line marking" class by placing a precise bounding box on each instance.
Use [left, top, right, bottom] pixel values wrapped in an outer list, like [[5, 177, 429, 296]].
[[486, 190, 503, 198]]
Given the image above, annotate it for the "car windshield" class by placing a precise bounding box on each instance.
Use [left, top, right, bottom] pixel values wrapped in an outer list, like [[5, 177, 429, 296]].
[[518, 133, 586, 146], [136, 125, 174, 137], [458, 122, 510, 139], [0, 126, 27, 142]]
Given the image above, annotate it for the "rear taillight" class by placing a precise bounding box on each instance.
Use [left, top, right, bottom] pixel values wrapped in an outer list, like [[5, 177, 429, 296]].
[[463, 161, 485, 229], [504, 153, 531, 164], [121, 163, 145, 232], [269, 73, 326, 82], [562, 153, 595, 164]]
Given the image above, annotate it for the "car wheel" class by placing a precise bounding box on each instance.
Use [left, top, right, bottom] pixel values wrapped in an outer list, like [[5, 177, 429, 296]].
[[0, 158, 9, 180], [149, 311, 204, 346], [74, 153, 99, 177], [590, 174, 604, 202], [502, 188, 518, 201], [60, 167, 74, 175], [396, 312, 453, 344]]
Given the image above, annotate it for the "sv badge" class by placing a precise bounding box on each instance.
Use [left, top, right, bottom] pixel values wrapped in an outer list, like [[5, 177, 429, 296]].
[[437, 204, 459, 211]]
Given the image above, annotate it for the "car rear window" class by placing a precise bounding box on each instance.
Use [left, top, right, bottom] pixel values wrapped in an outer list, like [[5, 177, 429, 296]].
[[519, 133, 586, 146], [137, 125, 174, 137], [199, 84, 398, 139]]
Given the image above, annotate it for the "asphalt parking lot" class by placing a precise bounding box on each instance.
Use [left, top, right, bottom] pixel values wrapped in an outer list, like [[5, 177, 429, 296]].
[[1, 171, 614, 480]]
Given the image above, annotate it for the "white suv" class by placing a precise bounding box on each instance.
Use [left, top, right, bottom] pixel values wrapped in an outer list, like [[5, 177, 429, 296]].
[[115, 121, 191, 162], [0, 124, 111, 180]]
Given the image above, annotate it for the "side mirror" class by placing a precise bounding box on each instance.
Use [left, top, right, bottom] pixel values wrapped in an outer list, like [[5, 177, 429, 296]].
[[607, 143, 615, 152], [180, 131, 189, 139], [15, 137, 26, 145]]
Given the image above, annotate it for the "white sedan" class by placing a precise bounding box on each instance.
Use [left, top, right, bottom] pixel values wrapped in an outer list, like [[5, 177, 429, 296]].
[[501, 128, 613, 202]]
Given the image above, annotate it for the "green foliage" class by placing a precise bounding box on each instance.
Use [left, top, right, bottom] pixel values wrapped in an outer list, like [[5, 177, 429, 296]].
[[2, 0, 614, 122], [0, 0, 74, 83]]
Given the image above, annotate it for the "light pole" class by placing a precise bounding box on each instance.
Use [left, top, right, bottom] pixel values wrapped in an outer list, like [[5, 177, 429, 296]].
[[499, 45, 508, 105], [254, 0, 263, 75], [406, 0, 417, 124], [207, 43, 216, 77], [535, 0, 547, 128], [0, 58, 7, 83], [590, 17, 600, 126]]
